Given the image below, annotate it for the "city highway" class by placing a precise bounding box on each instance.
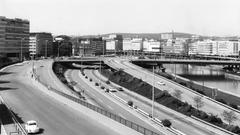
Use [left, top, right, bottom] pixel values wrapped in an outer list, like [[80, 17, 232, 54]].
[[85, 69, 233, 135], [0, 61, 140, 135], [67, 69, 173, 135], [105, 58, 240, 126], [36, 60, 173, 135]]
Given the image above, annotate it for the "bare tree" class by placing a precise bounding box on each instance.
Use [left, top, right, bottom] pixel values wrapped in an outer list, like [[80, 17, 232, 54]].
[[222, 110, 238, 125], [193, 96, 204, 109], [172, 89, 183, 100]]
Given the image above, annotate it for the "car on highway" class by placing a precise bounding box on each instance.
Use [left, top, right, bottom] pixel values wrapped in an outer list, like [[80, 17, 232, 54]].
[[25, 120, 40, 133], [117, 87, 124, 91], [157, 81, 165, 86], [109, 88, 117, 92]]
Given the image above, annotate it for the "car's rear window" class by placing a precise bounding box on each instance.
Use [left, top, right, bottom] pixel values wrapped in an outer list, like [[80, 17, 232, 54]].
[[29, 123, 36, 125]]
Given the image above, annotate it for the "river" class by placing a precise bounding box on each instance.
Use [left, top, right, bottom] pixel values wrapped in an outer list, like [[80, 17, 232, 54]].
[[163, 64, 240, 96]]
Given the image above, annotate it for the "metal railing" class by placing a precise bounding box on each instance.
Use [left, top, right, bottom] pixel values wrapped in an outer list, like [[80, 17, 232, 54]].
[[0, 97, 28, 135], [38, 79, 163, 135]]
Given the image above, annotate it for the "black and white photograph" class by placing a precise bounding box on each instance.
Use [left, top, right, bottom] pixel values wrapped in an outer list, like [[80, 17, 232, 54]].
[[0, 0, 240, 135]]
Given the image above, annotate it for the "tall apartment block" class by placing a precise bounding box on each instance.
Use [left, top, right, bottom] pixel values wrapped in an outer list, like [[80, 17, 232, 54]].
[[30, 32, 53, 57], [0, 16, 29, 60]]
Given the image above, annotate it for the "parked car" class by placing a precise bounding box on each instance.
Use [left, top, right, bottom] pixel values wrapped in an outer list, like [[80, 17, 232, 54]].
[[25, 120, 40, 133]]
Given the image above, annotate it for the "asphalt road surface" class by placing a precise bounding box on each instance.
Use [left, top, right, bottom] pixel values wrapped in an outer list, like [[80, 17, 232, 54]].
[[0, 61, 138, 135]]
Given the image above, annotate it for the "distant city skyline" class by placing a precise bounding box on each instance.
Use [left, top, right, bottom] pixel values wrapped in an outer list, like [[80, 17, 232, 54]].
[[1, 0, 240, 36]]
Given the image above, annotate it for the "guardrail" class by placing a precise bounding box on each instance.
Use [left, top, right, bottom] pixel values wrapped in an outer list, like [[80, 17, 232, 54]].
[[0, 97, 28, 135], [125, 60, 240, 114], [37, 79, 163, 135], [191, 116, 237, 135], [165, 72, 240, 114]]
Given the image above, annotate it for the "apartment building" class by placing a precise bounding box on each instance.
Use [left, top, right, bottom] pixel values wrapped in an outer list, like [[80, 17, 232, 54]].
[[143, 39, 160, 52], [29, 32, 53, 57], [104, 34, 123, 54], [189, 40, 240, 56], [72, 37, 106, 56], [0, 16, 29, 59]]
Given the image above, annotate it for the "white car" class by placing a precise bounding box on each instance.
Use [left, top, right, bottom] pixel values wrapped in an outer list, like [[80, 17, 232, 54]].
[[157, 81, 165, 86], [25, 120, 40, 133], [109, 88, 117, 92]]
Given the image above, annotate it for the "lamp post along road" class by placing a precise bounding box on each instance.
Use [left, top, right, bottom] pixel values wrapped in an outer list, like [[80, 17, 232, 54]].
[[45, 40, 48, 58], [20, 37, 26, 61], [151, 66, 155, 118]]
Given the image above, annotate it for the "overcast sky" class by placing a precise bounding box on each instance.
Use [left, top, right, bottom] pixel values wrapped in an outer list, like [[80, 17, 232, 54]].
[[1, 0, 240, 36]]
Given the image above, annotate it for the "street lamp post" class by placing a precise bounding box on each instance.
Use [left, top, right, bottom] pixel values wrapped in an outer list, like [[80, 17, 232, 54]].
[[20, 37, 26, 61], [151, 66, 155, 118], [45, 40, 48, 58], [57, 42, 64, 57]]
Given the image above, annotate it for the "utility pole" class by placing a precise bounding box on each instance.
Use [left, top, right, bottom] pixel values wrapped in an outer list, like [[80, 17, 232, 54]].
[[45, 40, 48, 58], [151, 66, 155, 118]]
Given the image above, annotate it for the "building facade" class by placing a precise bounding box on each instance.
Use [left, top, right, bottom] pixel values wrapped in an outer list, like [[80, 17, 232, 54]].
[[0, 16, 29, 59], [29, 32, 53, 57], [103, 34, 123, 54], [72, 37, 106, 56], [53, 35, 72, 57], [189, 40, 240, 56], [143, 39, 160, 52]]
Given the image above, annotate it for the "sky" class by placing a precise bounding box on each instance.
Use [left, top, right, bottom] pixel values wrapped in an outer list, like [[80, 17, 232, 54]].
[[1, 0, 240, 36]]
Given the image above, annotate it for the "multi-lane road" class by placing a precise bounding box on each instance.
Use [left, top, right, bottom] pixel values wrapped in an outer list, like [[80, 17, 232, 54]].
[[0, 60, 142, 135], [104, 57, 240, 126]]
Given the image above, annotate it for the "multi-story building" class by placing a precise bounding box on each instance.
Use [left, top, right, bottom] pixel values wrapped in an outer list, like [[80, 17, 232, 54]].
[[189, 40, 240, 56], [0, 16, 29, 59], [143, 39, 160, 52], [72, 37, 106, 56], [53, 35, 72, 57], [104, 34, 123, 54], [29, 32, 53, 57], [122, 38, 132, 51]]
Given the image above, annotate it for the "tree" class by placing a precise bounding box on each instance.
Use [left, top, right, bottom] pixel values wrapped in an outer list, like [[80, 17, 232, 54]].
[[222, 110, 238, 125], [193, 96, 204, 109], [162, 119, 172, 127], [172, 89, 183, 100]]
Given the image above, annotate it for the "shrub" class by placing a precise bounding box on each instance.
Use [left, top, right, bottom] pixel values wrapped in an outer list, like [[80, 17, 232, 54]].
[[162, 119, 172, 127], [106, 80, 110, 84], [216, 98, 227, 105], [196, 90, 206, 95], [100, 86, 105, 89], [95, 83, 99, 86], [85, 76, 88, 79], [127, 101, 133, 107], [229, 103, 238, 110], [89, 78, 92, 82]]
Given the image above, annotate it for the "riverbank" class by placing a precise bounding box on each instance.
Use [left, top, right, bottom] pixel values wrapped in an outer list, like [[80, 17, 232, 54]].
[[156, 70, 240, 109]]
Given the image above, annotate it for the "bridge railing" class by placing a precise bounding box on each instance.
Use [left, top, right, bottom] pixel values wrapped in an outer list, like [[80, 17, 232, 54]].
[[0, 97, 28, 135], [37, 79, 163, 135]]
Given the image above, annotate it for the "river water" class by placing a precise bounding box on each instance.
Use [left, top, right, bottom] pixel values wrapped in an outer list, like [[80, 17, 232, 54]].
[[163, 64, 240, 96]]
